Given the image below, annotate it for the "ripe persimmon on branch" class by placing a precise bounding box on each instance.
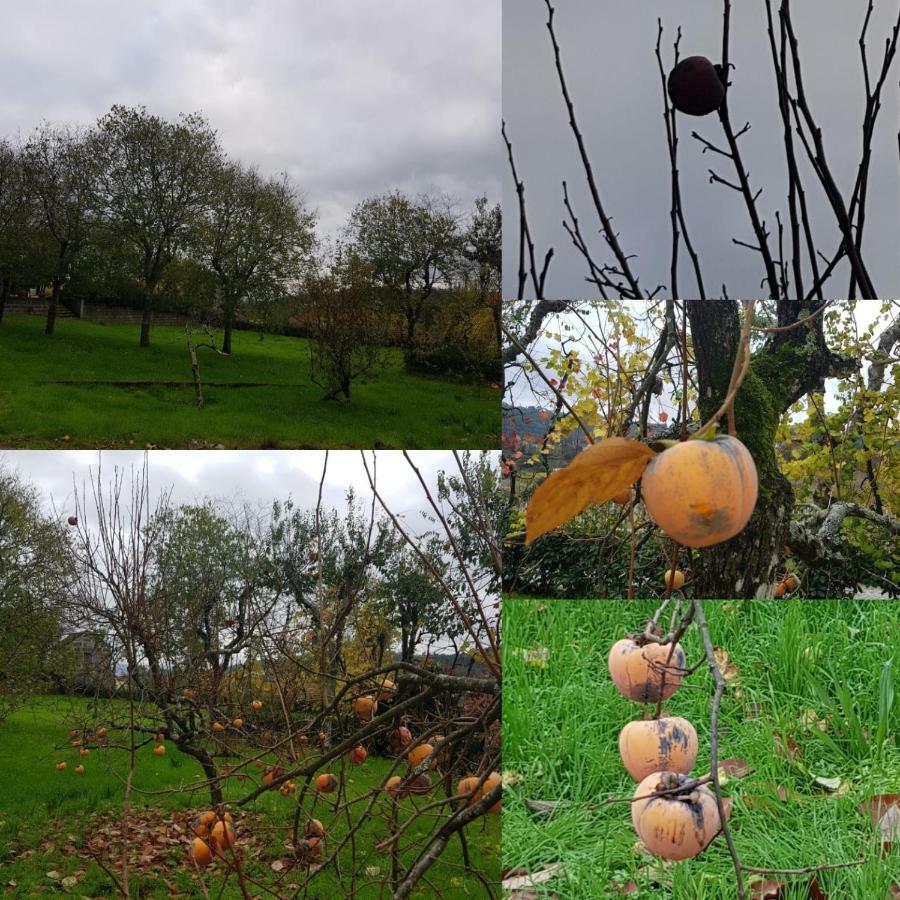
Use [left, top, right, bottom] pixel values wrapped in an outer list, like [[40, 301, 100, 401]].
[[504, 298, 897, 599], [59, 451, 502, 898]]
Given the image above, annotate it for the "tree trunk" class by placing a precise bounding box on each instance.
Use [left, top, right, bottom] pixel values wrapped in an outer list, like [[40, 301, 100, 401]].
[[45, 277, 61, 336], [182, 741, 223, 805], [0, 276, 9, 324], [222, 304, 234, 355], [684, 301, 856, 598], [140, 283, 154, 347]]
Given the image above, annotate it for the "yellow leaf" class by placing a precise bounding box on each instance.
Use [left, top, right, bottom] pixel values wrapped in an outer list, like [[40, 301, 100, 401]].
[[525, 438, 656, 543]]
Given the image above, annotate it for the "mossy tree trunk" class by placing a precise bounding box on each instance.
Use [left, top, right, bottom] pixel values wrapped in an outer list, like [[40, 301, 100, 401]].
[[684, 301, 856, 598]]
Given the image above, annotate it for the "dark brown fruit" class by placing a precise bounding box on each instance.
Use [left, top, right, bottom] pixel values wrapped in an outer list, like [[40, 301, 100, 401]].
[[667, 56, 725, 116]]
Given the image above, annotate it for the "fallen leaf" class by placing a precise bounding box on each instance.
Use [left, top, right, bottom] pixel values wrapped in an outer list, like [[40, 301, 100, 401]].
[[525, 438, 655, 543], [773, 731, 802, 762], [522, 646, 549, 669], [813, 775, 849, 796], [800, 709, 827, 733], [712, 647, 740, 685], [719, 758, 753, 779], [502, 863, 565, 892], [749, 878, 786, 899], [808, 875, 828, 899], [271, 860, 286, 872]]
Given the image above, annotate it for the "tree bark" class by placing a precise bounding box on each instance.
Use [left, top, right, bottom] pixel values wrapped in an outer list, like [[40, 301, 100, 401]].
[[221, 299, 235, 355], [45, 276, 61, 336], [140, 285, 154, 347], [684, 301, 857, 598]]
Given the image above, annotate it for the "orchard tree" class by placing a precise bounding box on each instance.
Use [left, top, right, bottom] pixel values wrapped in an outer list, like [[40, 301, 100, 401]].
[[0, 140, 36, 324], [67, 465, 273, 803], [0, 466, 72, 722], [376, 536, 456, 663], [303, 250, 387, 401], [202, 163, 316, 354], [94, 105, 222, 347], [20, 124, 99, 335], [345, 190, 460, 359], [267, 489, 392, 713], [463, 195, 502, 346]]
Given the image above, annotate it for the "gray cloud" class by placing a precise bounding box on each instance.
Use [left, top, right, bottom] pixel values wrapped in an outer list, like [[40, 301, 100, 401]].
[[503, 0, 900, 299], [1, 450, 491, 535], [0, 0, 500, 237]]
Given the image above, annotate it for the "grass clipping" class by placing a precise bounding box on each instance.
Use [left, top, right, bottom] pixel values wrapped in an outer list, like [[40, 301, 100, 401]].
[[526, 438, 656, 543]]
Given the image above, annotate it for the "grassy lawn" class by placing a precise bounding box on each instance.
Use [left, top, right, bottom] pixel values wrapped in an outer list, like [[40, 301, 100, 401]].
[[0, 315, 498, 449], [0, 696, 499, 898], [503, 599, 900, 899]]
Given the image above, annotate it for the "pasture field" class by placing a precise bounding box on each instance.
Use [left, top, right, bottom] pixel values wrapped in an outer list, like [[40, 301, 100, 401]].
[[0, 315, 498, 449], [0, 696, 500, 898], [503, 598, 900, 899]]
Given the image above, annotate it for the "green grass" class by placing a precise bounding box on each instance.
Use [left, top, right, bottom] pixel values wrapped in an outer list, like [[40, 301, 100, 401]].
[[0, 315, 498, 448], [0, 696, 499, 898], [503, 599, 900, 899]]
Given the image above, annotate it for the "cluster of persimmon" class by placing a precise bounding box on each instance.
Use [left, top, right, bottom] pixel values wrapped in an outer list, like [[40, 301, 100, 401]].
[[457, 771, 501, 815], [296, 818, 325, 865], [189, 811, 237, 868], [55, 725, 108, 775], [608, 633, 724, 861], [774, 573, 799, 598]]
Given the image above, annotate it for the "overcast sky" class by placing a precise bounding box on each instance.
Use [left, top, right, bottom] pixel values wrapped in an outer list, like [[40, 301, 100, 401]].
[[503, 0, 900, 299], [0, 0, 500, 238], [1, 450, 489, 534]]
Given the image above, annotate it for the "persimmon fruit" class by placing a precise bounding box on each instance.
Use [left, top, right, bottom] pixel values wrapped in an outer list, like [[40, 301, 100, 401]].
[[632, 771, 721, 860], [315, 773, 338, 793], [212, 722, 224, 733], [641, 435, 758, 548], [482, 771, 502, 813], [774, 581, 786, 598], [250, 699, 262, 711], [618, 717, 698, 781], [67, 515, 78, 526], [407, 744, 434, 769], [190, 837, 213, 867], [305, 818, 325, 838], [784, 574, 799, 593], [348, 745, 367, 765], [664, 569, 685, 591], [408, 773, 432, 795], [667, 56, 726, 116], [457, 776, 481, 804], [378, 679, 397, 701], [352, 696, 378, 721], [232, 718, 243, 729], [153, 745, 166, 756], [210, 820, 236, 856], [55, 762, 67, 771], [385, 775, 404, 799], [75, 764, 85, 775], [608, 637, 686, 703], [79, 748, 89, 757]]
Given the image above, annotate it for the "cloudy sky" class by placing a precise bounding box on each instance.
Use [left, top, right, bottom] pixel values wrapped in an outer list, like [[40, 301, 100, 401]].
[[503, 0, 900, 299], [1, 450, 490, 534], [0, 0, 500, 237]]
